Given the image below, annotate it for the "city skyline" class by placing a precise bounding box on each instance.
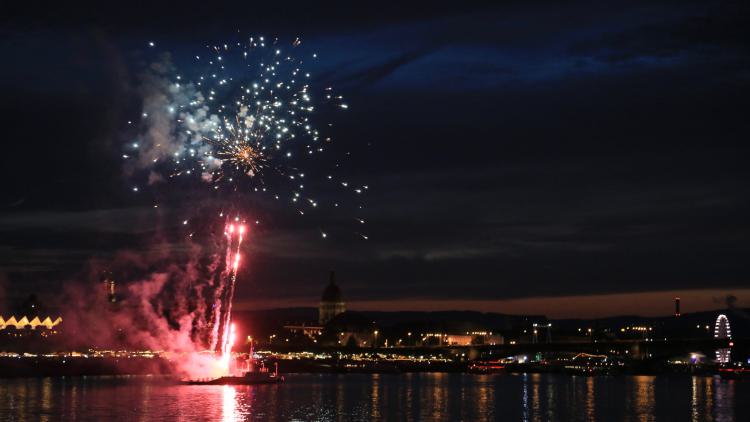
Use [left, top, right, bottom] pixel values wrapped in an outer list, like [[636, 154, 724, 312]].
[[1, 1, 749, 318], [233, 286, 750, 320]]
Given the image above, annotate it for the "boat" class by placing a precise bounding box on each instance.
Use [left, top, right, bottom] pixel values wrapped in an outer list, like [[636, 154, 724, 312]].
[[180, 339, 284, 385], [180, 368, 284, 385], [468, 360, 507, 374], [562, 353, 622, 376], [718, 366, 750, 379]]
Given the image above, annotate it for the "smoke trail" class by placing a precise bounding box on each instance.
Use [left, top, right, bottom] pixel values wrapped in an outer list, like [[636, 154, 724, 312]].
[[56, 214, 245, 379], [125, 56, 222, 181]]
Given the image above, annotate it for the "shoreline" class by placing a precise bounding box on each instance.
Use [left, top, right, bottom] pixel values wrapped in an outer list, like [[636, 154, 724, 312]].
[[0, 356, 742, 378]]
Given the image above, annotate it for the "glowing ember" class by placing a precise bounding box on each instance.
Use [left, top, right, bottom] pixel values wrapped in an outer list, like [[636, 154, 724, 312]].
[[209, 116, 267, 177]]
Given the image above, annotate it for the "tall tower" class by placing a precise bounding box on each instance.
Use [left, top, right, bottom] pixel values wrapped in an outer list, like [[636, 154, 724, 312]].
[[102, 271, 117, 303], [108, 279, 116, 303], [674, 297, 681, 317], [318, 271, 346, 325]]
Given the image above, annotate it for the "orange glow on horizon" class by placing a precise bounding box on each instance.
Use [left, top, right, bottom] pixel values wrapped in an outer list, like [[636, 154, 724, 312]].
[[231, 288, 750, 319]]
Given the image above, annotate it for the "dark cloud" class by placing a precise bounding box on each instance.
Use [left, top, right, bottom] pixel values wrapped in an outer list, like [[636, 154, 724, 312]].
[[324, 45, 442, 91], [570, 5, 750, 64]]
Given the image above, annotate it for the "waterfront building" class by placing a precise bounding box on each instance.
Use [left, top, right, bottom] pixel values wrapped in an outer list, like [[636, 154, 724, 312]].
[[283, 324, 323, 339], [0, 315, 62, 330], [418, 331, 504, 346]]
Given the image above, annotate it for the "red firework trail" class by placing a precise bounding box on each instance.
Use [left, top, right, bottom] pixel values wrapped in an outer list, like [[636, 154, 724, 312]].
[[208, 221, 246, 370], [221, 223, 244, 364]]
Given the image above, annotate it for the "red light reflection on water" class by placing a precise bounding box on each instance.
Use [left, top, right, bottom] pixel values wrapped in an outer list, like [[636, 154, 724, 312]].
[[219, 385, 257, 421], [222, 385, 238, 422]]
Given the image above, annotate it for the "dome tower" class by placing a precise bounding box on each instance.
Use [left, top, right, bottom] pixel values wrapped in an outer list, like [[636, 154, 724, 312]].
[[319, 271, 346, 324]]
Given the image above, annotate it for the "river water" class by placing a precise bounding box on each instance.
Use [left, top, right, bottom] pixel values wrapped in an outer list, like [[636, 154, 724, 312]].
[[1, 373, 747, 421]]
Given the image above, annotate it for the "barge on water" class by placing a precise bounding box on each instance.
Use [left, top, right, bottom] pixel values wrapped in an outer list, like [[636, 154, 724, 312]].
[[181, 339, 284, 385], [180, 369, 284, 385]]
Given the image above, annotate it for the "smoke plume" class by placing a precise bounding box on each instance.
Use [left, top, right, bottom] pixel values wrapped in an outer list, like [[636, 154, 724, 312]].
[[58, 216, 237, 379]]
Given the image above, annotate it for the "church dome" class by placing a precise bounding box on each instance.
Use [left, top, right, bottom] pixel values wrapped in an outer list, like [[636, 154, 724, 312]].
[[321, 271, 343, 303]]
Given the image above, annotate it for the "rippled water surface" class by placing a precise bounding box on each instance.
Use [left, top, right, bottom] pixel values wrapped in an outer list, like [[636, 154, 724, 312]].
[[1, 373, 748, 421]]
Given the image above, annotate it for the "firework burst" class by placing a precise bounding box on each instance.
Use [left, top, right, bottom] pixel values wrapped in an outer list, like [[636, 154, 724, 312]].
[[205, 114, 267, 178], [128, 34, 367, 239], [124, 36, 369, 376]]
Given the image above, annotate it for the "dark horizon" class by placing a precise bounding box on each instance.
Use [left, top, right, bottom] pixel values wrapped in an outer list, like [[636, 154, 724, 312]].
[[2, 1, 749, 318], [232, 289, 747, 320]]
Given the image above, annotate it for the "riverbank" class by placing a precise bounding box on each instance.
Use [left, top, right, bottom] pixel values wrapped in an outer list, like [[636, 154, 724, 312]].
[[1, 355, 744, 378]]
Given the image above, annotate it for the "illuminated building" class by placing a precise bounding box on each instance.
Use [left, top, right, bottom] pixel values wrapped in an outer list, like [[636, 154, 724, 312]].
[[283, 324, 323, 339], [319, 271, 346, 325], [0, 315, 62, 330], [418, 331, 503, 347]]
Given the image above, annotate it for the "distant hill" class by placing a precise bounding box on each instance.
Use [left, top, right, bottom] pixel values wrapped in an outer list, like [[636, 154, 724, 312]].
[[550, 308, 750, 338], [232, 308, 546, 337], [232, 307, 750, 338]]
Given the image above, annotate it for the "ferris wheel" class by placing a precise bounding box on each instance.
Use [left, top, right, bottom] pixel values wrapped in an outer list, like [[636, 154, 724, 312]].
[[714, 314, 732, 363]]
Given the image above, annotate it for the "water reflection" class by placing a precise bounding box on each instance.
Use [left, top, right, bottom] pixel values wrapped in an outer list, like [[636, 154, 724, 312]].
[[0, 374, 746, 421], [633, 376, 655, 421], [520, 373, 545, 422], [432, 372, 446, 420], [222, 385, 238, 422], [522, 373, 530, 422], [546, 380, 555, 421], [712, 377, 734, 422], [692, 376, 699, 422], [41, 378, 51, 421], [584, 376, 595, 421], [370, 373, 380, 419], [531, 374, 541, 422], [404, 373, 414, 420], [477, 376, 492, 419], [138, 379, 152, 422], [691, 376, 737, 422]]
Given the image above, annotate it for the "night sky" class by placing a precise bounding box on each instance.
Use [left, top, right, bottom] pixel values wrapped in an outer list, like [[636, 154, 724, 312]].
[[1, 1, 749, 317]]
